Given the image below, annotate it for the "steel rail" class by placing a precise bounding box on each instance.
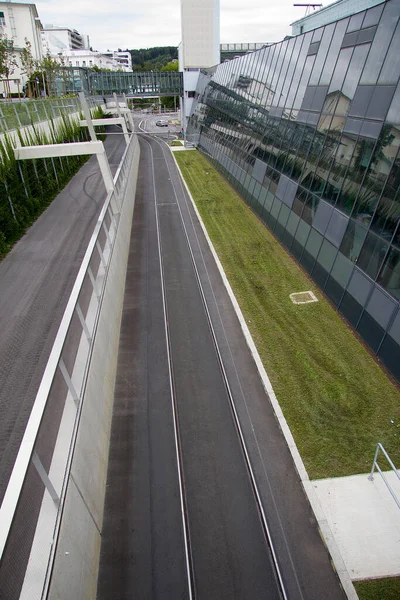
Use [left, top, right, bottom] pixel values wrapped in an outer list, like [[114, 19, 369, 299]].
[[140, 130, 288, 600], [141, 134, 195, 600]]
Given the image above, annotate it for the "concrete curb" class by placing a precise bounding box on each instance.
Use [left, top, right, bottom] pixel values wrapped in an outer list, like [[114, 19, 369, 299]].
[[171, 149, 359, 600]]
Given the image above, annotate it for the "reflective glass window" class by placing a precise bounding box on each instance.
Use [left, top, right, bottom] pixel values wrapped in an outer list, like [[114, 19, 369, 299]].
[[378, 22, 400, 85], [309, 23, 336, 85], [342, 44, 370, 99], [357, 229, 389, 279], [328, 47, 353, 94], [360, 1, 400, 85], [347, 12, 365, 33], [280, 36, 304, 106], [340, 217, 368, 262], [320, 19, 349, 85], [362, 3, 385, 29], [286, 33, 313, 109], [386, 81, 400, 125], [377, 245, 400, 300], [312, 27, 324, 43]]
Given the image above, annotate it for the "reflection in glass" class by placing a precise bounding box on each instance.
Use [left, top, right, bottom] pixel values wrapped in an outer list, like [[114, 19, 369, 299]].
[[377, 246, 400, 300], [357, 230, 389, 279]]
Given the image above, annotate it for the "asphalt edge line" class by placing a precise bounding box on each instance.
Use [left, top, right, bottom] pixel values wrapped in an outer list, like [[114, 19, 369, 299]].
[[171, 149, 359, 600]]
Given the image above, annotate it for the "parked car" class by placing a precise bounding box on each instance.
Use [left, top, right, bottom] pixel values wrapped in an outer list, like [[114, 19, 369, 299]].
[[156, 120, 168, 127]]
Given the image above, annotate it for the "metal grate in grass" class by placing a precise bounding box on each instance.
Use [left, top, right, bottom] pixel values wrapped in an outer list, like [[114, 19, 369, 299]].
[[289, 291, 318, 305]]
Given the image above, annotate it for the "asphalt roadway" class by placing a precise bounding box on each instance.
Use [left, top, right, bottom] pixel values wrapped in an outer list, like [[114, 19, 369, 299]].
[[0, 126, 126, 506], [97, 130, 347, 599]]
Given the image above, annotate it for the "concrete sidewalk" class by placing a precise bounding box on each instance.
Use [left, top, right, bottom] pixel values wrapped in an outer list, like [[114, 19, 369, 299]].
[[312, 471, 400, 581]]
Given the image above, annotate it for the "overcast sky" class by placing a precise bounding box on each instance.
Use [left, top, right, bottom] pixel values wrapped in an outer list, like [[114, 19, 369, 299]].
[[32, 0, 331, 53]]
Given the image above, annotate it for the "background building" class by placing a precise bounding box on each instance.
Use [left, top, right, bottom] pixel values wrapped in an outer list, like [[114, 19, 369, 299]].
[[103, 50, 132, 71], [187, 0, 400, 381], [61, 49, 120, 70], [220, 43, 271, 62], [0, 1, 42, 94], [41, 24, 89, 55], [179, 0, 220, 127], [291, 0, 385, 35]]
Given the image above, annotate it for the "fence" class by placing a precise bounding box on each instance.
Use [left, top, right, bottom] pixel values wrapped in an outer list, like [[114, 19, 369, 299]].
[[0, 129, 140, 599]]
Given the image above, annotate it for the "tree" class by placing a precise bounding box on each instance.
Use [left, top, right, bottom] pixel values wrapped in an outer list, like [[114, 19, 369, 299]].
[[36, 53, 60, 96], [161, 61, 178, 72], [20, 38, 37, 98], [0, 34, 18, 100]]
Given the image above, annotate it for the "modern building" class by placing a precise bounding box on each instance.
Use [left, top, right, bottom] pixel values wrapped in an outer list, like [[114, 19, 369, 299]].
[[179, 0, 220, 127], [220, 43, 271, 62], [103, 50, 133, 72], [61, 49, 120, 70], [291, 0, 385, 35], [41, 24, 89, 55], [187, 0, 400, 381], [0, 1, 43, 95]]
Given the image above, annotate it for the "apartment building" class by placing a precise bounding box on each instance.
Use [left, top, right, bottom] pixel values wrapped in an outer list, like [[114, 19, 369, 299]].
[[0, 2, 42, 94]]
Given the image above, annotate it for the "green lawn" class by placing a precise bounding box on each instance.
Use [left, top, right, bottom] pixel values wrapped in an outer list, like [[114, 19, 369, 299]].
[[354, 577, 400, 600], [174, 150, 400, 479]]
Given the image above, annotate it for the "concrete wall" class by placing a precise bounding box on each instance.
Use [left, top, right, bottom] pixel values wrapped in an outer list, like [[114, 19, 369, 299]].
[[47, 135, 140, 600]]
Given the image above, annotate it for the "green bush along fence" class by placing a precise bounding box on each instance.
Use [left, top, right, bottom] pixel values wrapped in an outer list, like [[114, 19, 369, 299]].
[[0, 103, 105, 258]]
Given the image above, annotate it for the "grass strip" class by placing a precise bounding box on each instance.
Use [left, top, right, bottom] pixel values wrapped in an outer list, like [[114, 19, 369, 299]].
[[354, 577, 400, 600], [174, 150, 400, 479]]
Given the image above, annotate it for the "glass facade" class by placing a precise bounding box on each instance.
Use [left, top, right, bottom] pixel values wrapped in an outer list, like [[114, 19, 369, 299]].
[[187, 0, 400, 382]]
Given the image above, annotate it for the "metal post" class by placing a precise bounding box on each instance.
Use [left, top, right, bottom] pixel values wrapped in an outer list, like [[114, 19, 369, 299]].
[[368, 444, 380, 481], [78, 92, 97, 142], [87, 266, 100, 300], [75, 302, 92, 343], [32, 451, 59, 504], [59, 357, 80, 407]]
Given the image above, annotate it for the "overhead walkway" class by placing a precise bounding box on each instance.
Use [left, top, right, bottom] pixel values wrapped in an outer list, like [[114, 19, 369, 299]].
[[50, 67, 183, 97]]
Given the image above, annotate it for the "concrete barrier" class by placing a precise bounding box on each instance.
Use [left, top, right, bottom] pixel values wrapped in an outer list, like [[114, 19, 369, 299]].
[[47, 136, 140, 600]]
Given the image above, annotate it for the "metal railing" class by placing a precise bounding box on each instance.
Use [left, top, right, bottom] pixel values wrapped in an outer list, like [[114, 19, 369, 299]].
[[368, 443, 400, 509], [0, 96, 101, 134], [0, 130, 138, 600]]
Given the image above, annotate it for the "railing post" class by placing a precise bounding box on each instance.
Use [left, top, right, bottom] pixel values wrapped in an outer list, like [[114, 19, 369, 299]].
[[59, 358, 80, 407], [32, 452, 59, 505], [368, 443, 380, 481]]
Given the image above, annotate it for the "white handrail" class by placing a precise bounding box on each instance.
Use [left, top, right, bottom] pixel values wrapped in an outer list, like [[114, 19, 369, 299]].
[[0, 132, 136, 560], [368, 443, 400, 510]]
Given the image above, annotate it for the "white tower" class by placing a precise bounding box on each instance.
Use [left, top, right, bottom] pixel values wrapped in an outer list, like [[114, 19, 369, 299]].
[[179, 0, 220, 133]]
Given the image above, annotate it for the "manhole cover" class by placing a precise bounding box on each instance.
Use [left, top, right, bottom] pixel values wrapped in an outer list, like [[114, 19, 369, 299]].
[[289, 291, 318, 304]]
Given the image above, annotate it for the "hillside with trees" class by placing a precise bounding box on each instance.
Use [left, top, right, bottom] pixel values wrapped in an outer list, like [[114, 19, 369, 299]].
[[129, 46, 178, 71]]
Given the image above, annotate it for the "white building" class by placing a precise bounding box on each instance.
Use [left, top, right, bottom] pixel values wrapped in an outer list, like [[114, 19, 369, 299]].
[[103, 50, 132, 72], [0, 1, 43, 95], [61, 49, 120, 70], [291, 0, 385, 35], [179, 0, 220, 128], [41, 25, 89, 55]]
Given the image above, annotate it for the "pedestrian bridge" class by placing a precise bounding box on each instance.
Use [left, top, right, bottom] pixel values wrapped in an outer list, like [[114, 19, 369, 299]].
[[52, 67, 183, 97]]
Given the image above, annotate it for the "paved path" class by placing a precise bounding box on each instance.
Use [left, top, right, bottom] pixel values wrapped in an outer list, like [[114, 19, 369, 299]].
[[0, 127, 126, 505]]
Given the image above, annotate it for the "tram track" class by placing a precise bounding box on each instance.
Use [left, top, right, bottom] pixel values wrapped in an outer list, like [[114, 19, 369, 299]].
[[140, 131, 287, 600]]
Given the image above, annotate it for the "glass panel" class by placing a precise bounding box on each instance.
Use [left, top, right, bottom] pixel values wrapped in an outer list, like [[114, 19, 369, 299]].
[[309, 23, 336, 85], [342, 44, 370, 100], [347, 12, 365, 33], [360, 1, 400, 85], [320, 19, 350, 85], [377, 245, 400, 300], [328, 47, 353, 94], [362, 4, 385, 28], [340, 218, 368, 263], [386, 82, 400, 125], [357, 229, 389, 279], [378, 22, 400, 85]]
